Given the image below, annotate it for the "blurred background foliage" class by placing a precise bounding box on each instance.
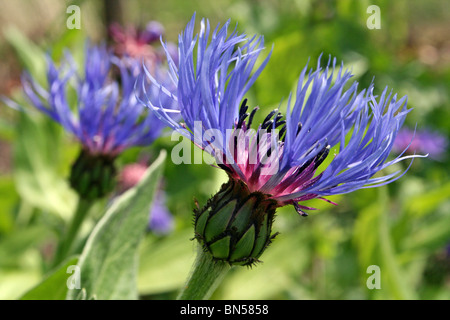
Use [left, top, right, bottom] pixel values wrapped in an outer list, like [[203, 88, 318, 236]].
[[0, 0, 449, 300]]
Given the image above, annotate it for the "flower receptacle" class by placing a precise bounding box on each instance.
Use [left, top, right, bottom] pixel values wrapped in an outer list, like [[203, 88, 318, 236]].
[[69, 149, 117, 200], [194, 178, 278, 266]]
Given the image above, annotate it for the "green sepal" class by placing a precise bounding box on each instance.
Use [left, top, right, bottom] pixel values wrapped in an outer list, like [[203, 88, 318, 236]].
[[195, 207, 210, 236], [204, 200, 236, 242], [208, 236, 231, 259], [230, 225, 255, 261], [69, 149, 117, 200], [194, 178, 278, 266]]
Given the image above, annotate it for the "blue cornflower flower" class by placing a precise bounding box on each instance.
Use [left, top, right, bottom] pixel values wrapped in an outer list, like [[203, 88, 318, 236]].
[[17, 43, 176, 199], [109, 20, 179, 71], [141, 15, 427, 265], [393, 127, 447, 161], [148, 190, 174, 235], [22, 44, 173, 156]]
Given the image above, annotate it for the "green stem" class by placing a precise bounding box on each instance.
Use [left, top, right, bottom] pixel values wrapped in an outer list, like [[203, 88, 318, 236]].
[[53, 198, 94, 268], [177, 245, 232, 300]]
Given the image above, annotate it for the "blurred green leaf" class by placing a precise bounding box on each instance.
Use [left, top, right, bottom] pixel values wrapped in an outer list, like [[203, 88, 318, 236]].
[[49, 27, 86, 63], [404, 181, 450, 217], [3, 27, 46, 84], [14, 111, 76, 220], [402, 214, 450, 255], [253, 30, 305, 107], [353, 188, 416, 299], [138, 229, 195, 295], [0, 177, 18, 234], [20, 256, 78, 300], [215, 215, 312, 300], [0, 225, 50, 269], [0, 269, 42, 300], [66, 150, 166, 300]]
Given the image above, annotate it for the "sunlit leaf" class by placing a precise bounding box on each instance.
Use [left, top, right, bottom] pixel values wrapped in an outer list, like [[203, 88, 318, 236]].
[[66, 150, 166, 300], [20, 256, 79, 300]]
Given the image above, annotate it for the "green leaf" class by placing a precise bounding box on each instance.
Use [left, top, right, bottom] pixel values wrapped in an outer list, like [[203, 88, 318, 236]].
[[66, 150, 167, 300], [3, 27, 46, 84], [402, 214, 450, 254], [216, 223, 311, 300], [404, 181, 450, 217], [0, 225, 50, 269], [20, 256, 79, 300], [353, 188, 416, 300], [0, 176, 18, 234], [137, 229, 195, 296], [14, 111, 77, 220], [0, 270, 42, 300]]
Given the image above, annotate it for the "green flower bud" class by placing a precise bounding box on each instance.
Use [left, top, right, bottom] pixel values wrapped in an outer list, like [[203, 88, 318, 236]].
[[69, 149, 117, 200], [194, 179, 278, 266]]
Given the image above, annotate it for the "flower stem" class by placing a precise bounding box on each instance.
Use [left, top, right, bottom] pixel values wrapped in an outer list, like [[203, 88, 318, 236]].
[[52, 198, 94, 268], [177, 245, 232, 300]]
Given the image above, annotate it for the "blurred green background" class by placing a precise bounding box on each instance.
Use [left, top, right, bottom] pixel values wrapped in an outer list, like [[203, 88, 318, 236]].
[[0, 0, 449, 300]]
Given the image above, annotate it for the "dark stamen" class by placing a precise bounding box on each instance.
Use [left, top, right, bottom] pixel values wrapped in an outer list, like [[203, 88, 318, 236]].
[[218, 164, 233, 173], [275, 113, 283, 124], [296, 144, 330, 174], [279, 125, 287, 141], [239, 99, 248, 117], [275, 120, 286, 128], [234, 135, 238, 160], [246, 107, 258, 129], [313, 145, 330, 169], [296, 122, 303, 135], [293, 202, 308, 217], [267, 145, 272, 158], [237, 112, 249, 129], [262, 109, 278, 127], [262, 119, 274, 130], [297, 156, 315, 174]]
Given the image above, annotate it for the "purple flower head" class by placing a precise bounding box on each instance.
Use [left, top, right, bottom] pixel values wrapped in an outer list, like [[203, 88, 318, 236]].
[[109, 21, 179, 71], [142, 14, 427, 216], [21, 44, 176, 157], [148, 190, 174, 234], [140, 14, 270, 146], [393, 127, 447, 160], [141, 21, 165, 43]]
